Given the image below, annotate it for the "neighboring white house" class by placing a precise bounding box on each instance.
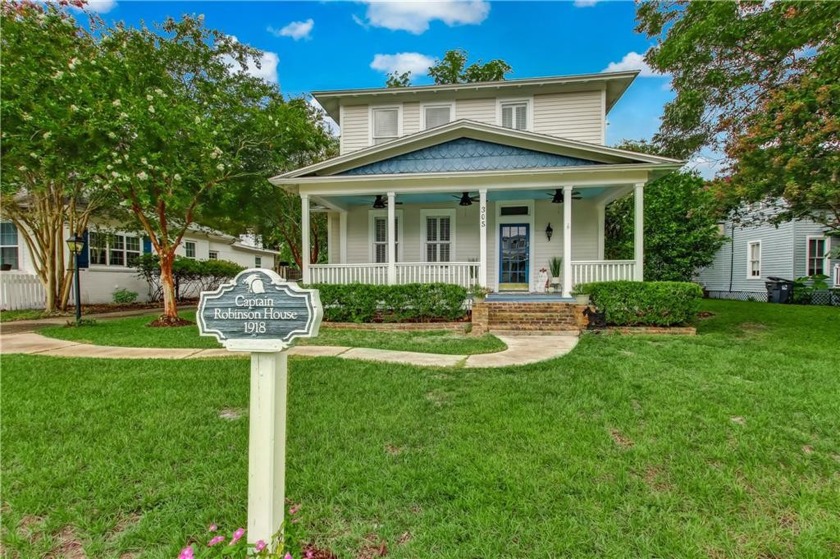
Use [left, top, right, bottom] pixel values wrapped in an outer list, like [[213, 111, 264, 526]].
[[271, 71, 682, 296], [0, 221, 279, 309], [697, 206, 839, 301]]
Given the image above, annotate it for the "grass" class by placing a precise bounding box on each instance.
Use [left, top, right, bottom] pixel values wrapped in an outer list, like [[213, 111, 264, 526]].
[[0, 309, 65, 323], [2, 300, 839, 558], [39, 311, 504, 355]]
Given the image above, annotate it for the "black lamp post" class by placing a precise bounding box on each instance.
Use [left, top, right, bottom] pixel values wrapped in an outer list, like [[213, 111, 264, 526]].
[[545, 223, 553, 242], [66, 234, 84, 325]]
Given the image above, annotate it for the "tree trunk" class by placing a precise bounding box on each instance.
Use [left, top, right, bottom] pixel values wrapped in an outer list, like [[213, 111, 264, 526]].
[[160, 250, 178, 319]]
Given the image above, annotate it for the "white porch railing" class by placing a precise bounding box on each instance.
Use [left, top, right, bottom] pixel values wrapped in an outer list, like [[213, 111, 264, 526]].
[[571, 260, 636, 285], [309, 263, 389, 285], [1, 272, 45, 310], [396, 262, 479, 288]]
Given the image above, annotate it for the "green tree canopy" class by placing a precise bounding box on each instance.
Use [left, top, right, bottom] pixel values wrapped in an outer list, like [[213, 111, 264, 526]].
[[638, 1, 840, 230], [385, 49, 511, 87]]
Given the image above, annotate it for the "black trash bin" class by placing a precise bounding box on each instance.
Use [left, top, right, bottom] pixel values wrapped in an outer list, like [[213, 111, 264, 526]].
[[765, 276, 794, 303]]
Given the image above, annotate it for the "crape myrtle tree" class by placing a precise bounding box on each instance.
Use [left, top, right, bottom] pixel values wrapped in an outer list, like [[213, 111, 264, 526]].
[[0, 1, 118, 312], [637, 0, 840, 231], [385, 48, 511, 87], [605, 141, 726, 282], [91, 15, 333, 324]]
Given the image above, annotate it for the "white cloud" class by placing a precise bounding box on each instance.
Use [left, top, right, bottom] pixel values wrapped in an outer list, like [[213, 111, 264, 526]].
[[685, 152, 728, 180], [224, 36, 280, 85], [69, 0, 117, 13], [602, 51, 665, 77], [370, 52, 435, 79], [267, 19, 314, 41], [308, 98, 340, 137], [359, 0, 490, 34], [573, 0, 599, 7]]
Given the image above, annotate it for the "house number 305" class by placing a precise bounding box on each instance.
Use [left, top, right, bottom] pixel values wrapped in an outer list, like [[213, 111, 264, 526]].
[[244, 322, 267, 334]]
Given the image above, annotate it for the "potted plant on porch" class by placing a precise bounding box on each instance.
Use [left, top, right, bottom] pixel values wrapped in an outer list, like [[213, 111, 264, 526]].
[[571, 285, 591, 305], [548, 257, 562, 293], [469, 285, 492, 303]]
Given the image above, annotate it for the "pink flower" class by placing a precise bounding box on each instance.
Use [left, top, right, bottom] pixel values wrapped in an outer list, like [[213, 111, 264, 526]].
[[208, 523, 218, 532], [289, 504, 300, 515], [229, 527, 245, 545], [178, 546, 195, 559], [254, 540, 267, 552], [285, 554, 293, 559], [208, 535, 225, 547]]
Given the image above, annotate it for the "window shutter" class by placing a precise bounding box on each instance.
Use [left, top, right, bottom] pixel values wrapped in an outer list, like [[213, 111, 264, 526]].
[[77, 229, 89, 269], [425, 106, 450, 129], [143, 236, 152, 254]]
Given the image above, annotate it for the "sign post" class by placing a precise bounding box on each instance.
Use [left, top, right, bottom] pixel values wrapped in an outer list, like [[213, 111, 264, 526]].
[[197, 268, 322, 549]]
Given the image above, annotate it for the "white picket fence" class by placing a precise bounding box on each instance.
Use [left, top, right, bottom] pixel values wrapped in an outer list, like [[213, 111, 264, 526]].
[[1, 272, 46, 310]]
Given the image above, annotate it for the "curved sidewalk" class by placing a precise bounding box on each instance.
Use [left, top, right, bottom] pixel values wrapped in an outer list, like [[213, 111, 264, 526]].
[[0, 332, 578, 368]]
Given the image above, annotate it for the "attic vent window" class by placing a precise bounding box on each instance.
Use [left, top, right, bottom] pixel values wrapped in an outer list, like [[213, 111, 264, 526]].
[[372, 107, 399, 144], [500, 206, 529, 216], [501, 101, 528, 131], [424, 105, 452, 129]]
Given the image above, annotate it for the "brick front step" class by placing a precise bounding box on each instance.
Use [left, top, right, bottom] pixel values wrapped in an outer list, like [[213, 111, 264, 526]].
[[472, 301, 589, 335]]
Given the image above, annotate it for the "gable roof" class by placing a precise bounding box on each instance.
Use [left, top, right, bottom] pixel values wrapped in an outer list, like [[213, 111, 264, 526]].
[[313, 71, 639, 124], [271, 119, 682, 181]]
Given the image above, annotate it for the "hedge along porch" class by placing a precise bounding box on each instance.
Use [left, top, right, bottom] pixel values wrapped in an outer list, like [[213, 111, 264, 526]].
[[271, 121, 682, 296]]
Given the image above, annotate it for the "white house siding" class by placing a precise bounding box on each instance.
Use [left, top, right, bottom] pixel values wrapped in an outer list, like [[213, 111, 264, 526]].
[[174, 237, 275, 269], [454, 98, 497, 124], [698, 219, 795, 294], [339, 104, 369, 155], [341, 199, 598, 291], [533, 91, 603, 144], [792, 220, 837, 280], [402, 102, 420, 137]]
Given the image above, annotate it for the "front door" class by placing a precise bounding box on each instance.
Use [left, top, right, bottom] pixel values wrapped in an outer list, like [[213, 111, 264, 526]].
[[499, 224, 529, 291]]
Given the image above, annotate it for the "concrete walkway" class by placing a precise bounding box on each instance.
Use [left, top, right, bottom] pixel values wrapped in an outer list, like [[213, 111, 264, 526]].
[[0, 332, 578, 368]]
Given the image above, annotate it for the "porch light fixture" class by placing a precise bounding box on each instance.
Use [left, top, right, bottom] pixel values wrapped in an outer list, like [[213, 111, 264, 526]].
[[545, 223, 553, 242], [66, 233, 85, 326]]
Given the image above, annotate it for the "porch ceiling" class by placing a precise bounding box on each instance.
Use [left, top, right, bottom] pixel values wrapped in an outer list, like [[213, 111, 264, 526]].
[[329, 187, 610, 207]]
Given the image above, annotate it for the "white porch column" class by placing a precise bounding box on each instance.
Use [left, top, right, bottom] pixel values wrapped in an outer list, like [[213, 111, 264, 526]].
[[326, 213, 336, 264], [387, 191, 396, 285], [479, 189, 488, 287], [634, 182, 644, 281], [562, 186, 573, 298], [339, 211, 348, 264], [301, 194, 310, 284], [596, 202, 606, 260]]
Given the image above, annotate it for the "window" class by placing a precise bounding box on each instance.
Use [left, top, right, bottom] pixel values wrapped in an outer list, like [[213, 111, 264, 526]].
[[255, 256, 262, 268], [373, 216, 399, 263], [372, 107, 399, 144], [425, 216, 452, 262], [89, 232, 140, 267], [423, 104, 452, 130], [747, 241, 761, 278], [500, 205, 529, 216], [208, 250, 218, 260], [1, 222, 19, 270], [185, 241, 196, 259], [500, 100, 529, 131], [806, 237, 827, 276]]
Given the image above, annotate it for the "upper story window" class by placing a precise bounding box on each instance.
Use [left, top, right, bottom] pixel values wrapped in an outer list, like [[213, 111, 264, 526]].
[[185, 241, 196, 259], [90, 232, 140, 267], [807, 236, 827, 276], [422, 103, 453, 130], [208, 250, 218, 260], [499, 99, 529, 131], [255, 256, 262, 268], [1, 222, 19, 270], [747, 241, 761, 278], [372, 107, 400, 144]]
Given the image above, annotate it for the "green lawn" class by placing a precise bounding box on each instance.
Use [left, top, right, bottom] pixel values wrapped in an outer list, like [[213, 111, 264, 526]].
[[39, 311, 505, 355], [3, 300, 840, 558], [0, 309, 66, 322]]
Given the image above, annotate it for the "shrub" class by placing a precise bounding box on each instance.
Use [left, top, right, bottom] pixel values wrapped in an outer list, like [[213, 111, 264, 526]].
[[575, 281, 702, 326], [311, 283, 468, 323], [112, 288, 138, 304], [134, 254, 244, 301]]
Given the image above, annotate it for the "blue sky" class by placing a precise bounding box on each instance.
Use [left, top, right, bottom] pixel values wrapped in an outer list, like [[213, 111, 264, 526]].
[[80, 1, 716, 174]]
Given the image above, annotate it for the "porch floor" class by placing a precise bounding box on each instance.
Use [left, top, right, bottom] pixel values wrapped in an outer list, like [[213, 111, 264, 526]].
[[487, 293, 575, 303]]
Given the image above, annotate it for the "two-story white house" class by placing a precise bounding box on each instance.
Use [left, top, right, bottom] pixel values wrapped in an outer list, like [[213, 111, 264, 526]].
[[271, 70, 682, 297]]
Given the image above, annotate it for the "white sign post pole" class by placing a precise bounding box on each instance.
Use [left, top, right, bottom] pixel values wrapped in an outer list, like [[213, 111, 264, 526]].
[[247, 351, 288, 547], [197, 269, 322, 552]]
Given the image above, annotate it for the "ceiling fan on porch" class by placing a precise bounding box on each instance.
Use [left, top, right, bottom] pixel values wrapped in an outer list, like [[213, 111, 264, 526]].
[[548, 188, 582, 204], [371, 195, 403, 209], [451, 192, 480, 206]]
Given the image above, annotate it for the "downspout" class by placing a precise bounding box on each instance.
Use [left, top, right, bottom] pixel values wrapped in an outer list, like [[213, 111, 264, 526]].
[[728, 223, 735, 293]]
